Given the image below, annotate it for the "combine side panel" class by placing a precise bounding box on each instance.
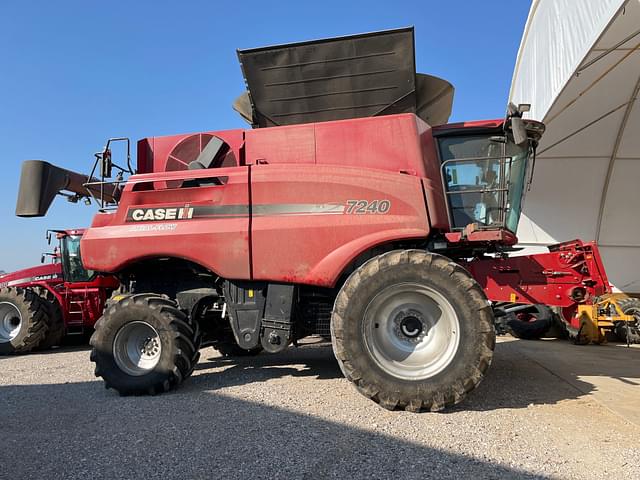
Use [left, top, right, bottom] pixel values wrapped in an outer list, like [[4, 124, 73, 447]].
[[250, 164, 430, 286], [81, 167, 252, 279]]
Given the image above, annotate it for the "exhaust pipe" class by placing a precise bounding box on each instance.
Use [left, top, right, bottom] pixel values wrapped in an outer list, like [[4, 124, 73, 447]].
[[15, 160, 119, 217]]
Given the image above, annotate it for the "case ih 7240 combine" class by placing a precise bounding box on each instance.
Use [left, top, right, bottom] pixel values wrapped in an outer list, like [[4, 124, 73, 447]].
[[0, 230, 118, 354], [15, 29, 637, 411]]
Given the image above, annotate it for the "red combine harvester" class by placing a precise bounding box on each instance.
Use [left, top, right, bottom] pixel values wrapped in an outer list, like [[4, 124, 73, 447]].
[[15, 28, 633, 410], [0, 230, 119, 355]]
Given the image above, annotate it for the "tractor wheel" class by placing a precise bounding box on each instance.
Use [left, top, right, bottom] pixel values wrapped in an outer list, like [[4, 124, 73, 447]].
[[331, 250, 495, 412], [504, 304, 554, 340], [89, 294, 201, 395], [35, 289, 65, 350], [614, 298, 640, 344], [0, 287, 50, 355], [214, 341, 262, 357]]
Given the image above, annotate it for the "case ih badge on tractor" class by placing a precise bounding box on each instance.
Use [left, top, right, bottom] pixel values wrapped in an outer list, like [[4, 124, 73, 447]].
[[15, 28, 636, 411], [0, 230, 118, 355]]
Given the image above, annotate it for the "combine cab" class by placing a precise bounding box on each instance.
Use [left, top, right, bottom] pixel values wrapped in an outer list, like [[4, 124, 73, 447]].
[[0, 230, 118, 355], [14, 28, 631, 411]]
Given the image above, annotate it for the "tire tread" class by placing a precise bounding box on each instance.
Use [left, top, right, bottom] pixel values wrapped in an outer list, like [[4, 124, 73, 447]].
[[331, 249, 495, 412]]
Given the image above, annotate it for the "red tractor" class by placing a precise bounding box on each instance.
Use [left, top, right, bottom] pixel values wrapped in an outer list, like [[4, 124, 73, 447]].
[[0, 229, 118, 355], [15, 28, 630, 410]]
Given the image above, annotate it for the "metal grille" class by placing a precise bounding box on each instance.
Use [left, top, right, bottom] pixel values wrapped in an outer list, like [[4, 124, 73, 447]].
[[298, 290, 333, 337]]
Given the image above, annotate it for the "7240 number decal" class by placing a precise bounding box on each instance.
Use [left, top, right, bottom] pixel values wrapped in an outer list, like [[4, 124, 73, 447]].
[[345, 200, 391, 214]]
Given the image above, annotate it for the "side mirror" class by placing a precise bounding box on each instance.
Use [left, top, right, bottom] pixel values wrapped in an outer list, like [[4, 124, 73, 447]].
[[511, 117, 528, 145], [506, 102, 530, 146], [46, 232, 51, 245], [40, 254, 45, 264]]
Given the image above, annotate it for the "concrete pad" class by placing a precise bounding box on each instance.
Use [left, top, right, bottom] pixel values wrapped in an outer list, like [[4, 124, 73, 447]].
[[503, 337, 640, 427]]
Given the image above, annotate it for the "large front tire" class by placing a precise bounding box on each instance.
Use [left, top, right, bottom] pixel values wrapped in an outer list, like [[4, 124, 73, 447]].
[[331, 250, 495, 412], [0, 287, 49, 355], [90, 294, 200, 395]]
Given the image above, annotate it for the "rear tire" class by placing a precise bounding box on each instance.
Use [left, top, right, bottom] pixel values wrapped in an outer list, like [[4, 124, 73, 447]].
[[614, 298, 640, 344], [35, 289, 65, 350], [505, 304, 554, 340], [331, 250, 495, 412], [89, 294, 201, 395], [0, 287, 49, 355]]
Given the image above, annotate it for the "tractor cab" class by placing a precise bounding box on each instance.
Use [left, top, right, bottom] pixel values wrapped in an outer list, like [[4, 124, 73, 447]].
[[46, 229, 117, 333], [433, 114, 544, 237], [46, 229, 95, 283], [59, 233, 94, 282]]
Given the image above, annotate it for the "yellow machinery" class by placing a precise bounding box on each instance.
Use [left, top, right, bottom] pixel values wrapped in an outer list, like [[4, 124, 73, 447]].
[[576, 293, 638, 344]]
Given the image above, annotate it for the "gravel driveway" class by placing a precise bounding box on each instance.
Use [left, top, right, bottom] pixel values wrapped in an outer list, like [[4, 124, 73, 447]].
[[1, 338, 638, 479]]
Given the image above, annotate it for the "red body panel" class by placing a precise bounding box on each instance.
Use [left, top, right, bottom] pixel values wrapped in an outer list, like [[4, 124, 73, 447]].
[[84, 114, 440, 285], [83, 167, 251, 279], [250, 164, 429, 286], [82, 163, 429, 287], [245, 124, 316, 165], [0, 263, 62, 288], [245, 114, 429, 173], [417, 121, 449, 230]]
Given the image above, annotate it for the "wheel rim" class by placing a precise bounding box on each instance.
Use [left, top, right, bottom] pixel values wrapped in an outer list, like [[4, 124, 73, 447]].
[[363, 283, 460, 381], [113, 321, 162, 376], [0, 302, 22, 343]]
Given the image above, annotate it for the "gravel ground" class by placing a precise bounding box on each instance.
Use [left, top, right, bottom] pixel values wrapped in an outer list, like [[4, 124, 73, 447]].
[[1, 338, 639, 480]]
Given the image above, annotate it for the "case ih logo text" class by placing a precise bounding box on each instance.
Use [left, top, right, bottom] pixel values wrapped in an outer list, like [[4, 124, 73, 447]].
[[128, 207, 194, 222]]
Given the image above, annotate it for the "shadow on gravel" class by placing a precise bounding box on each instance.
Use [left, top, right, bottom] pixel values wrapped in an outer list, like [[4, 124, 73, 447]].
[[0, 379, 548, 480], [183, 340, 596, 412], [192, 343, 343, 380], [458, 338, 640, 413], [4, 336, 635, 416], [190, 337, 639, 413], [0, 334, 92, 361], [0, 345, 92, 361]]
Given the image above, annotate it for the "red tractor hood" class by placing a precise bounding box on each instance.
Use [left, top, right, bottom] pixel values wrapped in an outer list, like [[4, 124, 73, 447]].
[[0, 263, 63, 289]]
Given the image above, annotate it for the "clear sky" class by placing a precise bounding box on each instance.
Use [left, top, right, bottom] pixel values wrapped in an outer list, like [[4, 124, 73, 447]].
[[0, 0, 531, 272]]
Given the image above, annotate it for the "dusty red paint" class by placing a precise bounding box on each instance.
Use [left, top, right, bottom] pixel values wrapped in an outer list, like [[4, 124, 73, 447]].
[[80, 113, 610, 312]]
